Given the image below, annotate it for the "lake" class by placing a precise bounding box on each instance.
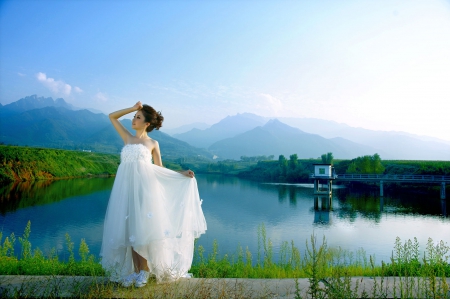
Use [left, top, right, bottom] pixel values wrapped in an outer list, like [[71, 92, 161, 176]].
[[0, 174, 448, 264]]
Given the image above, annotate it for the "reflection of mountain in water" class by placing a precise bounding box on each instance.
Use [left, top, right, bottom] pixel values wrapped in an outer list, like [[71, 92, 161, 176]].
[[0, 178, 114, 214]]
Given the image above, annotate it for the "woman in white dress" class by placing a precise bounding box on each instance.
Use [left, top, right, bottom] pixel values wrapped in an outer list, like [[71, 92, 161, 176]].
[[100, 101, 207, 287]]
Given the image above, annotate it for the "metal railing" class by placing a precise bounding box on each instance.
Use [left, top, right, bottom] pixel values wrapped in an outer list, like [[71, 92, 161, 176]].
[[330, 174, 450, 182]]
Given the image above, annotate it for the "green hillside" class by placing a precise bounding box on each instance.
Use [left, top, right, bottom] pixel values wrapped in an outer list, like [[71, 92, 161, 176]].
[[0, 105, 213, 159], [0, 145, 120, 183]]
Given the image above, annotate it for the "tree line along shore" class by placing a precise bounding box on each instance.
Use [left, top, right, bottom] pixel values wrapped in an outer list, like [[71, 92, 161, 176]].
[[0, 145, 119, 184], [1, 145, 450, 185]]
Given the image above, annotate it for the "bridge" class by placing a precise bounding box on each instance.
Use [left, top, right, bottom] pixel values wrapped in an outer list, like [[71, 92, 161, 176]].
[[309, 173, 449, 199], [334, 174, 450, 183]]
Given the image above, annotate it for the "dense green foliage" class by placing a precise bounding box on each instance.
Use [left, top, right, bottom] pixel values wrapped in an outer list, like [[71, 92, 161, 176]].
[[0, 145, 120, 183], [346, 154, 385, 174], [232, 153, 450, 182], [321, 152, 334, 164], [238, 155, 322, 182], [383, 159, 450, 175], [240, 155, 274, 162], [238, 154, 317, 183], [167, 156, 257, 175]]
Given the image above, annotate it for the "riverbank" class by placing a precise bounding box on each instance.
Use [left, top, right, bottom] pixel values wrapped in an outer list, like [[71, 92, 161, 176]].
[[0, 145, 119, 184], [3, 145, 450, 185]]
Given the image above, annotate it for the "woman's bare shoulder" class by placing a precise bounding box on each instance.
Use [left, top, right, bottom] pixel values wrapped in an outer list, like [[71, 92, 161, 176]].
[[143, 138, 159, 150]]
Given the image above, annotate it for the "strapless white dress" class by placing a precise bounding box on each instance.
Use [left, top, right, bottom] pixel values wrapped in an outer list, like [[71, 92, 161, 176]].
[[100, 143, 207, 283]]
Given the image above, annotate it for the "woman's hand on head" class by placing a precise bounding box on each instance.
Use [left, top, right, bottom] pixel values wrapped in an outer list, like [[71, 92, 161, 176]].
[[182, 169, 195, 178], [133, 101, 143, 110]]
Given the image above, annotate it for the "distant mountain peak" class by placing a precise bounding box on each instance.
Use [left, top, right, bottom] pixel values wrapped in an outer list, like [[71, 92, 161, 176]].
[[0, 95, 103, 115], [264, 118, 282, 125], [173, 112, 268, 148], [263, 118, 306, 134]]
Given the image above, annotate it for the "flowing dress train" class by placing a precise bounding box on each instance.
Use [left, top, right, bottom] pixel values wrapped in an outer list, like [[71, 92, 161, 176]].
[[100, 143, 207, 283]]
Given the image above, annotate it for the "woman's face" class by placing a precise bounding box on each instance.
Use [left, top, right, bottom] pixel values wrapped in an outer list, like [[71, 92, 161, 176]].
[[132, 111, 149, 130]]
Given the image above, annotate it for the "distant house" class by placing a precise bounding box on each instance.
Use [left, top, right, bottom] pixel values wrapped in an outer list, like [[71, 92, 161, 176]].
[[312, 164, 336, 178]]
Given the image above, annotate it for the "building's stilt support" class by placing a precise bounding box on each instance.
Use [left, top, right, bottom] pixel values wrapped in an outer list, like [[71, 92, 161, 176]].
[[380, 180, 384, 197], [441, 182, 446, 200], [314, 195, 332, 210], [441, 199, 447, 217], [314, 179, 333, 196], [321, 196, 327, 210]]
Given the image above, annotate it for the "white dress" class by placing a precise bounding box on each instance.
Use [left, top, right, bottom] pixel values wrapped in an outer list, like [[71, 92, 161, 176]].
[[100, 143, 207, 283]]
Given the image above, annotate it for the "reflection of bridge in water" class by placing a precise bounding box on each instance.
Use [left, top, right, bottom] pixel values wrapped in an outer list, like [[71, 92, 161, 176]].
[[310, 173, 450, 199], [335, 174, 450, 199], [309, 169, 449, 224]]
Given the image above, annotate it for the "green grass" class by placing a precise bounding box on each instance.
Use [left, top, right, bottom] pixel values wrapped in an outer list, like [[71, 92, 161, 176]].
[[0, 222, 104, 277], [1, 222, 449, 298], [1, 222, 448, 280]]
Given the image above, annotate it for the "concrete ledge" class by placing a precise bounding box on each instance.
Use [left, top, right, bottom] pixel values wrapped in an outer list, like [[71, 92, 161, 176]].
[[1, 275, 449, 298]]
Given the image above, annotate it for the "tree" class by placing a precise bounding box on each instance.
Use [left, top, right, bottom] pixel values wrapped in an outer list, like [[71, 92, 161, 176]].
[[372, 153, 385, 173], [289, 154, 298, 169], [279, 155, 287, 177], [346, 153, 385, 174], [321, 152, 334, 164]]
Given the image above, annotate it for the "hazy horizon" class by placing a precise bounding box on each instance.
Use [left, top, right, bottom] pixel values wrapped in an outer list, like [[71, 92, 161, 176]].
[[1, 0, 450, 141]]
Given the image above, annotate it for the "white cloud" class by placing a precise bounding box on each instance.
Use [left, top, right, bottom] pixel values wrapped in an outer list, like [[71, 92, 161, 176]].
[[258, 93, 283, 116], [17, 72, 26, 77], [95, 92, 108, 102], [74, 86, 83, 93], [36, 72, 72, 96]]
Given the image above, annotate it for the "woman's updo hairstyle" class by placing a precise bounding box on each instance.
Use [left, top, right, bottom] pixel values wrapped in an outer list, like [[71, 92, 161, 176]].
[[141, 104, 164, 132]]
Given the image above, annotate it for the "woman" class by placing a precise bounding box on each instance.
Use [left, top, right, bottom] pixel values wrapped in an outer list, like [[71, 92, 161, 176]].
[[100, 101, 207, 287]]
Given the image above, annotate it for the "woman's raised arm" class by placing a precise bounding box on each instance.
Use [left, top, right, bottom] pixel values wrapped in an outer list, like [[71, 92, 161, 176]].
[[109, 102, 142, 143]]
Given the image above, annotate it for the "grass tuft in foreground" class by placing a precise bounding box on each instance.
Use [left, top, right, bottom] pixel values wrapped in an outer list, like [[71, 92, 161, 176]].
[[0, 221, 104, 277]]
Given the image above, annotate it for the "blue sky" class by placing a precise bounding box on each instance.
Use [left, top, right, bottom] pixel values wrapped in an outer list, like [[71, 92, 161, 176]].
[[1, 0, 450, 140]]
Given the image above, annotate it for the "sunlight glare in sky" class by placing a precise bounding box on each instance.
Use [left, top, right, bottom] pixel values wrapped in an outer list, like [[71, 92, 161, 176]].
[[1, 0, 449, 140]]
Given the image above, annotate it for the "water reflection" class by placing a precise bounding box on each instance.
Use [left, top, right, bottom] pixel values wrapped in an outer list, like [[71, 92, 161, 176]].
[[334, 191, 383, 222], [333, 187, 449, 219], [441, 199, 447, 217], [278, 185, 287, 203], [0, 178, 114, 215], [313, 195, 332, 226], [0, 175, 448, 264]]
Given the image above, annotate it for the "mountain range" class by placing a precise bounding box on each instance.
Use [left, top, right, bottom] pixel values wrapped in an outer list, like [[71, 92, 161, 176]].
[[0, 95, 102, 117], [208, 119, 377, 159], [170, 113, 450, 160], [173, 113, 267, 149], [0, 96, 212, 159], [161, 122, 210, 136], [1, 95, 450, 160]]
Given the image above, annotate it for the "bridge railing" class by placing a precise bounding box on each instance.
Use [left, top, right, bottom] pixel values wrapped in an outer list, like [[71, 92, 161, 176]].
[[334, 174, 450, 182]]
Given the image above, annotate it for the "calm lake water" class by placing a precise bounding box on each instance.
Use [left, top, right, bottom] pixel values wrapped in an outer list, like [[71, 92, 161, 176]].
[[0, 174, 449, 264]]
